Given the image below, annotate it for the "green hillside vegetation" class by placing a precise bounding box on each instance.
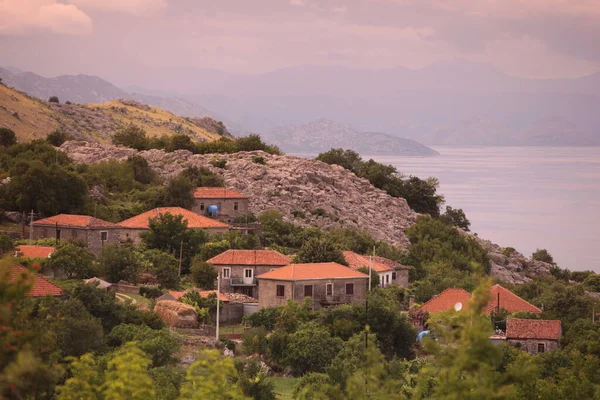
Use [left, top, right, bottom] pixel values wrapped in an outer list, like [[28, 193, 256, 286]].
[[0, 83, 228, 143]]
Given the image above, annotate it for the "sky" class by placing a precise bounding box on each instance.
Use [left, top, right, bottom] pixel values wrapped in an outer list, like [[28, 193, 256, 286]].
[[1, 0, 600, 86]]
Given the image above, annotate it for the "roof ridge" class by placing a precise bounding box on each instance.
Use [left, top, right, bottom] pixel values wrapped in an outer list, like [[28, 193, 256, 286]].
[[420, 287, 471, 309], [491, 284, 542, 312]]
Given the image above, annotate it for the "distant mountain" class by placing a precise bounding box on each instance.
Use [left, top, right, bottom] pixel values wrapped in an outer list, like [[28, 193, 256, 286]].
[[0, 83, 228, 143], [263, 119, 438, 156], [0, 67, 246, 135]]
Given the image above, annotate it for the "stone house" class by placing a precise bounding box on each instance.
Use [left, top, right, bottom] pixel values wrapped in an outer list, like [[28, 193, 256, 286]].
[[373, 256, 410, 288], [31, 214, 120, 256], [117, 207, 231, 244], [256, 262, 369, 310], [342, 251, 394, 288], [14, 245, 64, 278], [9, 264, 64, 297], [206, 249, 292, 298], [191, 187, 250, 223], [505, 318, 561, 354]]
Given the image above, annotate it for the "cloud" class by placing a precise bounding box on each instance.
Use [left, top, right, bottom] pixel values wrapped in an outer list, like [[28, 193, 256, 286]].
[[0, 0, 93, 35], [70, 0, 168, 15]]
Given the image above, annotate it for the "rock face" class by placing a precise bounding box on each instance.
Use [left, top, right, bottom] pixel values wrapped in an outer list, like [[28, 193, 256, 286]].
[[472, 235, 553, 284], [60, 141, 418, 249], [154, 300, 199, 329]]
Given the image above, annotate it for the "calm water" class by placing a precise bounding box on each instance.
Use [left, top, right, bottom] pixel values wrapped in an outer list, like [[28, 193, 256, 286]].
[[370, 147, 600, 272]]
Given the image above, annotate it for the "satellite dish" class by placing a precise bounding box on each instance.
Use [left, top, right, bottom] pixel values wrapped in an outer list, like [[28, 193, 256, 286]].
[[454, 302, 463, 311]]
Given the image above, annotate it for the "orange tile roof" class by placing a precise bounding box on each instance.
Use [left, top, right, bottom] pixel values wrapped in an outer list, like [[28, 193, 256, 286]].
[[193, 187, 248, 199], [16, 245, 55, 259], [118, 207, 230, 229], [33, 214, 118, 228], [485, 284, 542, 314], [167, 289, 229, 302], [342, 251, 393, 273], [207, 249, 292, 266], [8, 265, 63, 297], [256, 262, 369, 281], [420, 288, 472, 313], [420, 284, 542, 314], [506, 318, 561, 340], [372, 256, 410, 271]]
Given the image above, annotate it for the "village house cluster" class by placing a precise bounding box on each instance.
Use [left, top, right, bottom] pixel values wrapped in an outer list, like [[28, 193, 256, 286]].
[[10, 186, 560, 356]]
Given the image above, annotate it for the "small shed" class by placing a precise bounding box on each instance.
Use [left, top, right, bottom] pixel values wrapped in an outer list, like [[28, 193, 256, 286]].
[[506, 318, 561, 354]]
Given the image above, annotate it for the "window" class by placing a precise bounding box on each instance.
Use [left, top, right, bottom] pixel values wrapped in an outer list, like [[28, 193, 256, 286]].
[[326, 283, 333, 296], [222, 268, 231, 278], [234, 202, 239, 211], [276, 285, 285, 297], [537, 343, 545, 353], [56, 229, 61, 240], [345, 283, 354, 295], [71, 229, 77, 238], [100, 231, 108, 241], [200, 202, 205, 211], [245, 269, 253, 278], [41, 228, 47, 238], [304, 285, 313, 297], [386, 274, 390, 284], [392, 272, 397, 280]]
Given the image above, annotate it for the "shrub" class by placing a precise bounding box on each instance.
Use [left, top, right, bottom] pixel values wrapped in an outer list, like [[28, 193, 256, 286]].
[[112, 125, 149, 151], [532, 248, 554, 264], [46, 130, 71, 147], [108, 323, 179, 367], [584, 274, 600, 292], [49, 243, 96, 278], [252, 156, 266, 165], [234, 358, 276, 400], [190, 258, 217, 289], [48, 96, 59, 103], [219, 337, 236, 351], [285, 322, 344, 375], [210, 159, 227, 169], [242, 326, 268, 355], [242, 307, 281, 331], [295, 237, 347, 265], [139, 286, 163, 299], [0, 127, 17, 147], [0, 233, 14, 255]]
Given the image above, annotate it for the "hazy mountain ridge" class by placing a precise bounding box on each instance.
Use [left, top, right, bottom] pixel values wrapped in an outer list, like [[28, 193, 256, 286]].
[[264, 119, 439, 156]]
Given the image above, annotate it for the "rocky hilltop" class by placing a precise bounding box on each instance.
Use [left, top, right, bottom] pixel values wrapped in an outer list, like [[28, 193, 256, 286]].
[[60, 141, 418, 249]]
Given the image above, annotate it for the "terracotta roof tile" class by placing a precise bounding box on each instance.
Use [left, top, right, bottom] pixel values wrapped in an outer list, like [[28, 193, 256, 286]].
[[33, 214, 118, 228], [166, 289, 229, 302], [485, 284, 542, 314], [8, 265, 63, 297], [16, 245, 55, 259], [256, 262, 369, 281], [193, 187, 248, 199], [372, 256, 410, 270], [207, 249, 292, 266], [420, 288, 472, 313], [506, 318, 561, 340], [342, 251, 393, 273], [118, 207, 230, 229]]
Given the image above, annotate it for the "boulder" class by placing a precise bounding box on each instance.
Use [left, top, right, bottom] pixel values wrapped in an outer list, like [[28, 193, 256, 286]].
[[154, 300, 199, 329]]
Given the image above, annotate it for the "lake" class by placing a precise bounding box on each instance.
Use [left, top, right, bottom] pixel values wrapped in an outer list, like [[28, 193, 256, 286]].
[[370, 147, 600, 272]]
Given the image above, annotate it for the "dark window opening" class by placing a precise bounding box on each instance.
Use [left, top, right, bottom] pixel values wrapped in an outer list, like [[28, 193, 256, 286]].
[[276, 285, 285, 297], [234, 202, 239, 211], [326, 283, 333, 296], [304, 285, 313, 297], [537, 343, 545, 353], [200, 202, 205, 211], [392, 272, 397, 280], [346, 283, 354, 295], [100, 231, 108, 241]]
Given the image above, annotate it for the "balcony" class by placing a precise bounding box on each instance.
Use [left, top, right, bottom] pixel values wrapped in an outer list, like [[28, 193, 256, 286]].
[[318, 295, 354, 306], [229, 277, 257, 286]]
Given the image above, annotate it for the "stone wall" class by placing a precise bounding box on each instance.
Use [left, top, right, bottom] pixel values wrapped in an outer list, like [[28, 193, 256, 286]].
[[192, 198, 250, 223], [32, 225, 119, 256], [216, 264, 284, 298], [210, 303, 244, 324], [508, 338, 559, 355], [392, 269, 409, 288]]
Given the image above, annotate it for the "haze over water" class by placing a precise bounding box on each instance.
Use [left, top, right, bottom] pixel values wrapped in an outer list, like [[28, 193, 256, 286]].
[[373, 147, 600, 272]]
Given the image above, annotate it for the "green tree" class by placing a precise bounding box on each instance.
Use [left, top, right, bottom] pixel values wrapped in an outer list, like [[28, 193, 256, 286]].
[[296, 237, 347, 265], [234, 358, 276, 400], [0, 233, 14, 255], [178, 349, 248, 399], [163, 175, 195, 208], [141, 212, 196, 254], [584, 274, 600, 292], [143, 249, 180, 289], [190, 257, 217, 289], [108, 324, 179, 367], [48, 96, 59, 103], [532, 248, 554, 264], [112, 125, 149, 150], [440, 206, 471, 231], [127, 155, 158, 185], [46, 130, 71, 147], [0, 127, 17, 147], [100, 243, 140, 283], [168, 135, 196, 152], [357, 267, 380, 289], [285, 322, 344, 375], [150, 366, 186, 400], [103, 343, 156, 400], [179, 166, 224, 187], [56, 353, 103, 400], [49, 243, 96, 278], [316, 148, 363, 172]]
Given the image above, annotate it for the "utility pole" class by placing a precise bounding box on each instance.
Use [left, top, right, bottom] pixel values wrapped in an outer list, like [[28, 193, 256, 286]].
[[178, 240, 183, 276], [216, 272, 221, 342], [29, 210, 34, 241]]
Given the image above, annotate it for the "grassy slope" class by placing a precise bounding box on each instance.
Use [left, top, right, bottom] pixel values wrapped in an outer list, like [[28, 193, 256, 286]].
[[0, 84, 224, 143], [268, 377, 298, 400]]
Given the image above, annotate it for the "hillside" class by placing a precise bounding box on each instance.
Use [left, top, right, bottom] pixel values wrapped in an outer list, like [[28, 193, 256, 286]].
[[264, 119, 438, 156], [0, 84, 228, 143]]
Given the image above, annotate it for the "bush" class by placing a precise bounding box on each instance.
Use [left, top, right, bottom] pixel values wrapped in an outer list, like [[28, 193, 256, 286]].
[[252, 156, 266, 165], [234, 358, 276, 400], [49, 243, 96, 279], [210, 159, 227, 169], [112, 125, 149, 151], [242, 327, 268, 355], [139, 286, 163, 299], [150, 366, 186, 400], [295, 237, 347, 265], [190, 257, 217, 289], [285, 322, 344, 375], [439, 206, 471, 231], [100, 243, 140, 284], [46, 130, 71, 147], [532, 248, 554, 264], [584, 274, 600, 292], [0, 233, 14, 255], [242, 307, 281, 331], [219, 337, 236, 351], [48, 96, 59, 103], [0, 127, 17, 147], [108, 324, 179, 367]]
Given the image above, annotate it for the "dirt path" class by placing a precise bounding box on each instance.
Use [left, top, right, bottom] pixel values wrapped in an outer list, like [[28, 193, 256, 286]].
[[115, 293, 137, 304]]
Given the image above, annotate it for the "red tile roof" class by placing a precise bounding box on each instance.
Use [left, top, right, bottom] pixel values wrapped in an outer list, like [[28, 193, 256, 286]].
[[420, 284, 542, 314], [166, 289, 229, 302], [33, 214, 118, 229], [118, 207, 230, 229], [420, 288, 472, 313], [16, 245, 56, 259], [207, 249, 292, 266], [506, 318, 561, 340], [193, 187, 248, 199], [372, 256, 410, 270], [8, 265, 63, 297], [342, 251, 393, 273], [256, 262, 369, 281], [485, 284, 542, 314]]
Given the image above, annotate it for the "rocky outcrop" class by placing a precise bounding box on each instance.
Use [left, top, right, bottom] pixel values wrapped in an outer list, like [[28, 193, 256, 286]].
[[472, 235, 553, 284], [60, 141, 418, 249]]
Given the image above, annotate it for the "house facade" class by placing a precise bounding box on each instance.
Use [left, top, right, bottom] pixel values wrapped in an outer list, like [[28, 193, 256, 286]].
[[342, 251, 394, 288], [117, 207, 231, 244], [9, 264, 64, 297], [191, 187, 250, 223], [373, 256, 410, 288], [31, 214, 120, 256], [206, 249, 292, 298], [505, 318, 561, 354], [256, 262, 369, 310]]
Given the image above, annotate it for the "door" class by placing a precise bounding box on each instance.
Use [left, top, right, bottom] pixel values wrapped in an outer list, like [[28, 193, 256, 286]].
[[243, 268, 254, 284]]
